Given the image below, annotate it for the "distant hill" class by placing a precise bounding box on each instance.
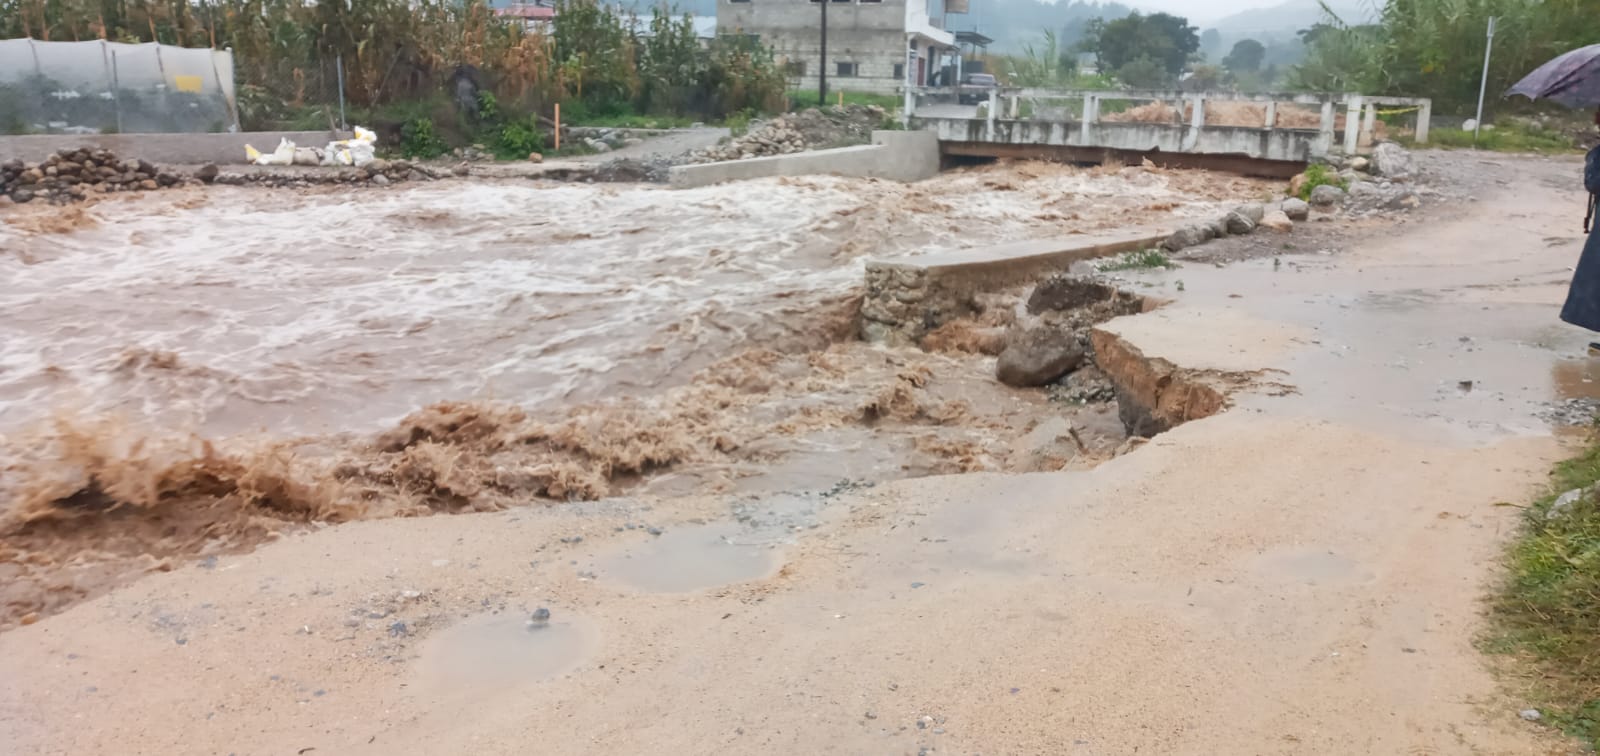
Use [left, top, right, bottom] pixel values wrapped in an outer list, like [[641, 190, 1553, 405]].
[[1209, 0, 1371, 36], [946, 0, 1137, 53]]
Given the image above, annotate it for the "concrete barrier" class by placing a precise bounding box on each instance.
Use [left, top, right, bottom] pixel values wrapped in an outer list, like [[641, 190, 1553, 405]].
[[0, 131, 346, 165], [861, 229, 1172, 344], [667, 130, 938, 189]]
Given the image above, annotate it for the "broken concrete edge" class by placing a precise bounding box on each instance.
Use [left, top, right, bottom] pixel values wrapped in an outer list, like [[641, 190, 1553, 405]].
[[666, 130, 938, 189], [1088, 325, 1272, 438], [860, 230, 1172, 346]]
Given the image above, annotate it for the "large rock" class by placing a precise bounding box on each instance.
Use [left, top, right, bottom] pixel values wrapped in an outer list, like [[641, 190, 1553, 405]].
[[1371, 142, 1415, 178], [1349, 156, 1371, 173], [1026, 276, 1115, 314], [996, 327, 1087, 387], [1234, 203, 1266, 224], [1281, 197, 1310, 221], [1349, 181, 1383, 201], [1161, 226, 1209, 252], [1206, 217, 1231, 238], [195, 164, 219, 183], [1224, 210, 1257, 235], [1309, 184, 1346, 208], [1259, 210, 1294, 233]]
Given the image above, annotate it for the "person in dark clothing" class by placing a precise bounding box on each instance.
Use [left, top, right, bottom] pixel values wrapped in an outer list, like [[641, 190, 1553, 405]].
[[1560, 107, 1600, 352]]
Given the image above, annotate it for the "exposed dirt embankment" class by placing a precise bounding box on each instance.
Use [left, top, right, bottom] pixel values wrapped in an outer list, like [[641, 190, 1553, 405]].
[[1088, 328, 1242, 437]]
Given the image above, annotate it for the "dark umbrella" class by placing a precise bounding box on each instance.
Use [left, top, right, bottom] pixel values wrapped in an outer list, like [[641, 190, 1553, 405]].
[[1507, 43, 1600, 108]]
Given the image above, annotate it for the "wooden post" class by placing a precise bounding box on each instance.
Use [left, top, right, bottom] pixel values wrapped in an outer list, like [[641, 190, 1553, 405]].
[[554, 103, 561, 151], [1415, 100, 1432, 144], [1264, 101, 1277, 129]]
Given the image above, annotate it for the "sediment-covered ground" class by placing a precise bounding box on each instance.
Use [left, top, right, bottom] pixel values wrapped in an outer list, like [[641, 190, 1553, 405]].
[[0, 160, 1275, 627]]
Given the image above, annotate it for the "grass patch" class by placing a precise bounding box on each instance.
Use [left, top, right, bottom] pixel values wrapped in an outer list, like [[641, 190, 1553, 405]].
[[1488, 432, 1600, 745], [1410, 123, 1580, 155], [1297, 162, 1347, 201], [785, 90, 901, 112], [1097, 248, 1176, 272]]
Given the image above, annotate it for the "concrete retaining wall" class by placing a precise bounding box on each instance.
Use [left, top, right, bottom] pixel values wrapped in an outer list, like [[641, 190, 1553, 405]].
[[0, 131, 346, 165], [861, 230, 1170, 345], [667, 130, 939, 189], [912, 116, 1327, 163]]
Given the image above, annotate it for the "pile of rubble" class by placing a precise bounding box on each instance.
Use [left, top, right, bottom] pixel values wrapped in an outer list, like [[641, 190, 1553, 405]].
[[1160, 142, 1427, 255], [209, 158, 445, 188], [684, 104, 887, 163], [1, 149, 189, 204], [568, 127, 650, 154]]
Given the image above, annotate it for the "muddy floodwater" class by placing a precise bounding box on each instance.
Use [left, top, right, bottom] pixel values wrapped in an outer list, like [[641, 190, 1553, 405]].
[[0, 162, 1274, 626]]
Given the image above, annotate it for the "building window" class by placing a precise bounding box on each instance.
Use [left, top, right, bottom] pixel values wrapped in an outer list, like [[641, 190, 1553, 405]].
[[785, 61, 806, 77], [893, 63, 904, 80], [837, 62, 859, 77]]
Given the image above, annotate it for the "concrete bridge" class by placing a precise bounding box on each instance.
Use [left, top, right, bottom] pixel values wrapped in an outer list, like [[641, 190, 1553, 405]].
[[905, 87, 1433, 177]]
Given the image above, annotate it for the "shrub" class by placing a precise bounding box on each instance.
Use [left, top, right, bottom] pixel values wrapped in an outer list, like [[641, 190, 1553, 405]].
[[400, 117, 449, 159]]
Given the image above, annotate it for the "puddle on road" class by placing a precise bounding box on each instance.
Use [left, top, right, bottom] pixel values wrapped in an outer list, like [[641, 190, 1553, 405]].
[[598, 521, 782, 593], [414, 611, 596, 698]]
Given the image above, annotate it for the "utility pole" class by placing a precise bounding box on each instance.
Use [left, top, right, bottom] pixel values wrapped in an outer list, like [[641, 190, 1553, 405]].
[[1473, 16, 1497, 144], [819, 0, 828, 106]]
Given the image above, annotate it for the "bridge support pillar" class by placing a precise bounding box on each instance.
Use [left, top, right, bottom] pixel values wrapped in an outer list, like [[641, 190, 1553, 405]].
[[1343, 95, 1364, 154], [1182, 94, 1205, 152]]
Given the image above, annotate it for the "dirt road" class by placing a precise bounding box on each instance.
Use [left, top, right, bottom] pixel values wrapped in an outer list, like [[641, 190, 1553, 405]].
[[1, 153, 1593, 754]]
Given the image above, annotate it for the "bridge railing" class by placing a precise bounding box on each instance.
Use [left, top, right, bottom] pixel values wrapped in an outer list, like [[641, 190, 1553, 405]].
[[904, 86, 1432, 155]]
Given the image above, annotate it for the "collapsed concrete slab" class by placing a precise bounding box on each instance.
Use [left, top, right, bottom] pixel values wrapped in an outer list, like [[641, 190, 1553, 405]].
[[860, 230, 1168, 345]]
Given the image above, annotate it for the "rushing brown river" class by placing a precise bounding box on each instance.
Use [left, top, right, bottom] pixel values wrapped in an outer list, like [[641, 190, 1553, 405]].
[[0, 161, 1274, 627]]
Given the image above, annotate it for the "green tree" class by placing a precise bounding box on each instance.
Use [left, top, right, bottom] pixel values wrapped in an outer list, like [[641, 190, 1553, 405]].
[[1291, 0, 1600, 113], [1223, 39, 1266, 73], [1081, 12, 1199, 80], [1184, 64, 1225, 92], [1117, 56, 1168, 89]]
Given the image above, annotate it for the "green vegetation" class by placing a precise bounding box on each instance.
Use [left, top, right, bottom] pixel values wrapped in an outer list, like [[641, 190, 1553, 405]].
[[1098, 248, 1177, 271], [1410, 123, 1577, 154], [3, 0, 786, 152], [1297, 163, 1347, 201], [1488, 435, 1600, 746], [1293, 0, 1600, 114], [785, 90, 901, 112], [399, 117, 449, 160]]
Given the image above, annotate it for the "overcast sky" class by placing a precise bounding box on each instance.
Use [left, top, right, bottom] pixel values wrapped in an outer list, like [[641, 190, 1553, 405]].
[[1128, 0, 1287, 26]]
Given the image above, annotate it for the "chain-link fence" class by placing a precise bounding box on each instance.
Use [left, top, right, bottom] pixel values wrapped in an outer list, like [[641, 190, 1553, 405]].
[[0, 39, 239, 135]]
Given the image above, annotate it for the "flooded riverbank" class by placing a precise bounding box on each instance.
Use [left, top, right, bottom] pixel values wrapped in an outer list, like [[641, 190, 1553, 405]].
[[0, 161, 1275, 627]]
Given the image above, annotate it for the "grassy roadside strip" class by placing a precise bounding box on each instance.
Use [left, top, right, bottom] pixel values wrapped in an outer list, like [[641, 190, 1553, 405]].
[[1487, 433, 1600, 745]]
